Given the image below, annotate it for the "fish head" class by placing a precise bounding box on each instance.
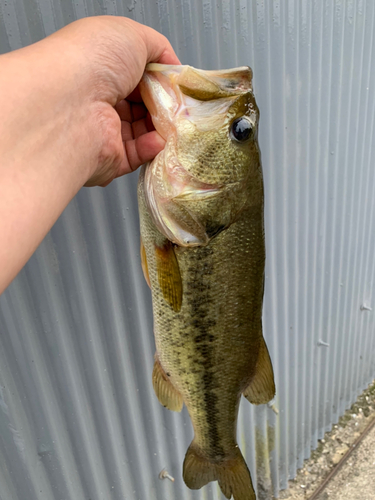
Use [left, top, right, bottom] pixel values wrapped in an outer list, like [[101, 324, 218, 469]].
[[139, 64, 262, 246]]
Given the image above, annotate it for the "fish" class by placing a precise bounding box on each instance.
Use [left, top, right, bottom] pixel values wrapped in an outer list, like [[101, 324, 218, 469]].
[[137, 63, 275, 500]]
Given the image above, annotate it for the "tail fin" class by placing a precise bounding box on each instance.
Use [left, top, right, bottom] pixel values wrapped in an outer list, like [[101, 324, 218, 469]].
[[183, 442, 256, 500]]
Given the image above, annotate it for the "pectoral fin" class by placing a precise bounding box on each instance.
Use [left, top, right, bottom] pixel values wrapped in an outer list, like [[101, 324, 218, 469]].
[[140, 238, 151, 287], [243, 337, 275, 405], [152, 355, 183, 412], [155, 240, 183, 312]]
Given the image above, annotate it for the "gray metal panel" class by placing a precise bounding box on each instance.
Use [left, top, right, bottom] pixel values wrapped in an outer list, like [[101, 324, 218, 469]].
[[1, 0, 375, 499]]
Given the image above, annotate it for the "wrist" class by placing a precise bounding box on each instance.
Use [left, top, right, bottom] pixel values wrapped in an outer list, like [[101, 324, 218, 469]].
[[0, 39, 101, 184]]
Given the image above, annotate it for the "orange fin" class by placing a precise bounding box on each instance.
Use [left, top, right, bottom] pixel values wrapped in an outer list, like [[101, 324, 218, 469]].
[[243, 337, 275, 405], [183, 442, 255, 500], [155, 240, 182, 312], [140, 238, 151, 287], [152, 355, 183, 412]]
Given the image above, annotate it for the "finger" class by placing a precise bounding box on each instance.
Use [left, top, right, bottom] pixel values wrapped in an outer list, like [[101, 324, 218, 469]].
[[121, 121, 133, 142], [121, 131, 165, 173], [153, 48, 181, 65], [132, 118, 149, 139], [116, 100, 147, 124], [132, 102, 148, 121], [121, 117, 151, 142], [140, 24, 181, 65], [115, 99, 132, 121]]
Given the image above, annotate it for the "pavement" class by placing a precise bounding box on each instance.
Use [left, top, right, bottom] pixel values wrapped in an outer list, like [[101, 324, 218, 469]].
[[279, 381, 375, 500], [314, 422, 375, 500]]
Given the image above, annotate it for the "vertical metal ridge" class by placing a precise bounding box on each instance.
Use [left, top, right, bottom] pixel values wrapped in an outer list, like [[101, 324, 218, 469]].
[[359, 2, 375, 392], [290, 0, 301, 471], [304, 0, 319, 455], [0, 0, 22, 50], [299, 0, 312, 461], [78, 185, 161, 499], [280, 0, 291, 479], [342, 1, 364, 409], [0, 296, 56, 500], [327, 0, 353, 429], [257, 2, 281, 496], [314, 0, 335, 441], [96, 183, 154, 499], [347, 1, 372, 406], [332, 2, 356, 426], [322, 0, 349, 435], [309, 0, 327, 447], [4, 278, 87, 500], [0, 444, 20, 500], [339, 0, 364, 419], [360, 23, 375, 389], [71, 190, 140, 499], [32, 237, 116, 499], [55, 208, 124, 498]]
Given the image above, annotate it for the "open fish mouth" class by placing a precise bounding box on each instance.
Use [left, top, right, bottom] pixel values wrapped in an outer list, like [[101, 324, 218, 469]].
[[139, 63, 253, 140]]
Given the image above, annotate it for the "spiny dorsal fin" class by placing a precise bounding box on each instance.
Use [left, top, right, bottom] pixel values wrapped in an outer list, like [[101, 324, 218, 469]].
[[243, 337, 275, 405]]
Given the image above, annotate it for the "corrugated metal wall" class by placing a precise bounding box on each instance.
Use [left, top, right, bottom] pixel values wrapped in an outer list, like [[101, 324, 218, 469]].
[[1, 1, 375, 499]]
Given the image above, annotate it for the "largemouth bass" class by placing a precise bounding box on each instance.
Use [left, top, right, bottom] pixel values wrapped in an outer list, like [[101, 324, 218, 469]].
[[138, 63, 275, 500]]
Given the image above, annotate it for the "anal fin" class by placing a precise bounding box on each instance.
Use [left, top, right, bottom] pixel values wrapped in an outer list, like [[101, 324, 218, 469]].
[[152, 355, 183, 412], [243, 337, 275, 405]]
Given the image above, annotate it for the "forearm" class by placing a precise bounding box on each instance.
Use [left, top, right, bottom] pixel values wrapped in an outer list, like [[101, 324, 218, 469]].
[[0, 16, 179, 294], [0, 37, 101, 293]]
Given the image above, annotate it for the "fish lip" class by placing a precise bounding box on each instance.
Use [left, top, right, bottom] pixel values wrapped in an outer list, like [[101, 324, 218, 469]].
[[144, 63, 253, 92], [145, 63, 183, 73]]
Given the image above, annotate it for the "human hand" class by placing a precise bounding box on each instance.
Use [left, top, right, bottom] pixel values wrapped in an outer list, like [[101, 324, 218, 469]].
[[86, 86, 165, 187], [0, 16, 179, 292], [50, 16, 180, 187]]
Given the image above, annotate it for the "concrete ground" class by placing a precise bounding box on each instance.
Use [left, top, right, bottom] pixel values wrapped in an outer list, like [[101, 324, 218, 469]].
[[315, 423, 375, 500], [279, 380, 375, 500]]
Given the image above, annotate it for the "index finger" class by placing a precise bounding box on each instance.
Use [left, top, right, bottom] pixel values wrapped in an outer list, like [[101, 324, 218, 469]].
[[140, 24, 181, 66]]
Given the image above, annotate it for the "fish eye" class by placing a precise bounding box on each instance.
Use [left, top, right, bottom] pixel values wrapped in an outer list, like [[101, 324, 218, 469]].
[[230, 117, 253, 142]]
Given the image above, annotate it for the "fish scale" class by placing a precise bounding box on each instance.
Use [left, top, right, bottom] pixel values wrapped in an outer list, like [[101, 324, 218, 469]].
[[138, 63, 276, 500]]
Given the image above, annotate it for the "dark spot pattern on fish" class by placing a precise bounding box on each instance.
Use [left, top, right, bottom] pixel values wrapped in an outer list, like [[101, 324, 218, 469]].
[[202, 371, 223, 457], [184, 245, 225, 458]]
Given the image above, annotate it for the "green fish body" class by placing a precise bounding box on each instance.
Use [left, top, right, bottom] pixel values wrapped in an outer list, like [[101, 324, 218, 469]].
[[138, 64, 275, 500]]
